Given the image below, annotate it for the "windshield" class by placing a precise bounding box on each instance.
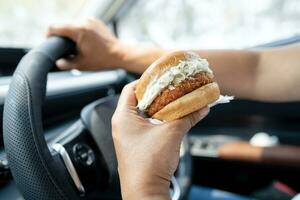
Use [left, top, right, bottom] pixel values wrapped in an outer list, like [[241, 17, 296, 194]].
[[0, 0, 111, 48], [118, 0, 300, 49]]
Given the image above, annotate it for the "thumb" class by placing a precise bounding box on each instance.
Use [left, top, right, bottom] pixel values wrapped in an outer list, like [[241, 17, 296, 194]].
[[116, 81, 139, 111], [56, 55, 83, 70], [56, 58, 76, 70]]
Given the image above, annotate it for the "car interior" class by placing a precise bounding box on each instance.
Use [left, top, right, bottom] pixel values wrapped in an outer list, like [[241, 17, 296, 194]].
[[0, 0, 300, 200]]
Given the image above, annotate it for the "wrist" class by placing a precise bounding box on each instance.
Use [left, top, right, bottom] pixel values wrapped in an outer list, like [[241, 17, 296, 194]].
[[122, 189, 171, 200], [112, 42, 168, 73], [109, 42, 136, 69], [119, 172, 171, 200], [122, 192, 170, 200]]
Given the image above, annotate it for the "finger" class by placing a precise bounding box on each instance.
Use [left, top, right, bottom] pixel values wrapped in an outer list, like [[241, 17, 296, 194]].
[[47, 23, 79, 41], [56, 58, 76, 70], [168, 107, 210, 133], [116, 81, 139, 110], [56, 55, 84, 70]]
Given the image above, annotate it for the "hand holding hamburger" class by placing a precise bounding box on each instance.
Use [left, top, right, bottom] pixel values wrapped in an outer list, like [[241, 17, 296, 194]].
[[135, 51, 220, 121]]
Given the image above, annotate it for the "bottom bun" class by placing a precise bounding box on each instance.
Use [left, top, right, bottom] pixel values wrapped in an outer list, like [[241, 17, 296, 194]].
[[152, 82, 220, 121]]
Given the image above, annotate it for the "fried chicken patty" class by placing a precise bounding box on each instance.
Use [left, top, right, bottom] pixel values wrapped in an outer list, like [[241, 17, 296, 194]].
[[147, 72, 214, 116]]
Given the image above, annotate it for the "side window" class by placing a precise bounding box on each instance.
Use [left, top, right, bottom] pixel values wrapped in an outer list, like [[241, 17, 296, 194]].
[[118, 0, 300, 49], [0, 0, 87, 48]]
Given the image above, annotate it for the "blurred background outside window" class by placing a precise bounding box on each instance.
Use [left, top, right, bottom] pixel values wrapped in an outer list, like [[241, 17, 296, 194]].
[[118, 0, 300, 49], [0, 0, 111, 48], [1, 0, 300, 49]]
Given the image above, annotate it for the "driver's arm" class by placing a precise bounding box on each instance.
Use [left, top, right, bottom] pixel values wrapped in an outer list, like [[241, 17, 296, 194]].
[[48, 19, 300, 102], [197, 45, 300, 102]]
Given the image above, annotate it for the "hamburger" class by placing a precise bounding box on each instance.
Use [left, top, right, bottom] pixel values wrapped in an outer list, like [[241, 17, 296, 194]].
[[135, 51, 220, 121]]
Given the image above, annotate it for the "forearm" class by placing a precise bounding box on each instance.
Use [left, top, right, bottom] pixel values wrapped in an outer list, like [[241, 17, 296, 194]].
[[121, 188, 170, 200], [252, 44, 300, 102], [198, 45, 300, 101], [119, 169, 171, 200], [118, 43, 169, 74], [196, 49, 260, 99]]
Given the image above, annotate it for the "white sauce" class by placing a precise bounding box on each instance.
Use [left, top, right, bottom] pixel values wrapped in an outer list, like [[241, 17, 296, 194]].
[[137, 56, 212, 111]]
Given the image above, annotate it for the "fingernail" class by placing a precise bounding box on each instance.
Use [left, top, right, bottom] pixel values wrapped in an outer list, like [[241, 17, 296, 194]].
[[56, 59, 64, 66]]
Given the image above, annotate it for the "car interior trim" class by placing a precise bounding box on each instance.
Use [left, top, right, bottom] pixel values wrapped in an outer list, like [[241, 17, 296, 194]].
[[52, 143, 85, 195]]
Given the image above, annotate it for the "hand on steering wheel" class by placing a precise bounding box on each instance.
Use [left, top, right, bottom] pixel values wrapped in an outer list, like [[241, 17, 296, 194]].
[[47, 18, 126, 70], [112, 81, 210, 200]]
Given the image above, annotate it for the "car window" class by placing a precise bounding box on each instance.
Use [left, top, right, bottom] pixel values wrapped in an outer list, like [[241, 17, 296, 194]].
[[118, 0, 300, 49], [0, 0, 110, 48]]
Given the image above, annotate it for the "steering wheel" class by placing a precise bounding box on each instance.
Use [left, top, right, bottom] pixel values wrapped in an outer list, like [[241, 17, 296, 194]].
[[3, 37, 192, 200]]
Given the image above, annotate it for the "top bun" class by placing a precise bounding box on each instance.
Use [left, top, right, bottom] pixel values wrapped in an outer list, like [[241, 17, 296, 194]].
[[135, 51, 198, 102]]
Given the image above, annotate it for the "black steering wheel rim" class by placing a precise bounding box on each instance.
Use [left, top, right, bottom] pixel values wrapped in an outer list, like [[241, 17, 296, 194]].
[[3, 37, 80, 200]]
